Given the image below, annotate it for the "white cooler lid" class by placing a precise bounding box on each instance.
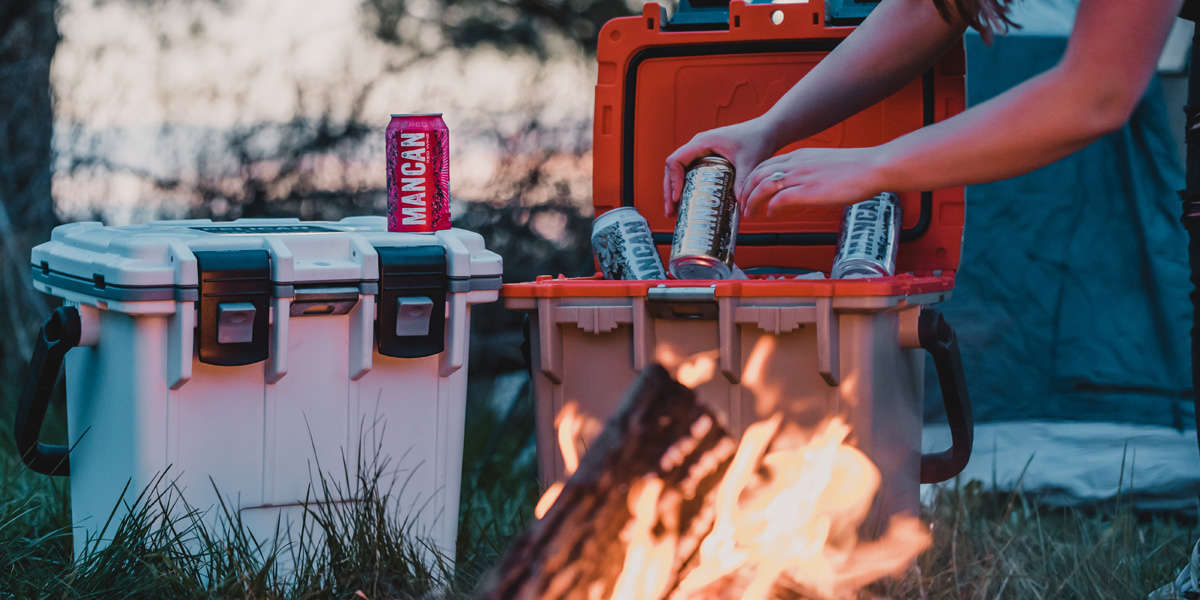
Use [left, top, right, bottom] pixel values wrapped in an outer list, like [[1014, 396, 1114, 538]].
[[30, 217, 502, 302]]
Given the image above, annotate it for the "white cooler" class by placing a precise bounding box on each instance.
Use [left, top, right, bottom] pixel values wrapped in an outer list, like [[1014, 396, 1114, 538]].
[[15, 216, 501, 560]]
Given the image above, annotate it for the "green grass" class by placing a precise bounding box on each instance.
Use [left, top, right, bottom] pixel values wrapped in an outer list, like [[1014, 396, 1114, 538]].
[[0, 372, 1195, 599]]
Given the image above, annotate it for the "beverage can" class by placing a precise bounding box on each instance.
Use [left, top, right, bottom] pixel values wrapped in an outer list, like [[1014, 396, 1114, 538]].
[[386, 113, 451, 233], [591, 207, 667, 280], [668, 156, 739, 280], [831, 192, 902, 279]]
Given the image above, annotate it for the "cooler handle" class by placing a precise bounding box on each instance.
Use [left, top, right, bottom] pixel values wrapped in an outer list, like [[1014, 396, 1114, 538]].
[[15, 306, 79, 476], [918, 308, 974, 483]]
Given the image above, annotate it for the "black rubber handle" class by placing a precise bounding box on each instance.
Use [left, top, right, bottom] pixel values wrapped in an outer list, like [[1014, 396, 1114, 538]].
[[14, 306, 79, 476], [919, 308, 973, 483]]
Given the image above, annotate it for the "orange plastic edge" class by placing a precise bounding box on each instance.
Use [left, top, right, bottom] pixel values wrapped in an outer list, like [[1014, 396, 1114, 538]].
[[502, 272, 956, 299]]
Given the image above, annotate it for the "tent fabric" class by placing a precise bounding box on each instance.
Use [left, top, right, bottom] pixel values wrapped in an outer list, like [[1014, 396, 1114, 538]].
[[919, 7, 1198, 506], [922, 421, 1200, 512], [925, 32, 1194, 429]]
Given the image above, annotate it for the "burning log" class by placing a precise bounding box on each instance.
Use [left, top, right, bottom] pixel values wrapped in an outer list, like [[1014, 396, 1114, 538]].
[[477, 362, 739, 600], [478, 364, 931, 600], [478, 364, 738, 600]]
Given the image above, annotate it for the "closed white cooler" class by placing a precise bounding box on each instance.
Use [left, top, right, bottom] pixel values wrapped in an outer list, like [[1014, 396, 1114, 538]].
[[16, 216, 501, 560]]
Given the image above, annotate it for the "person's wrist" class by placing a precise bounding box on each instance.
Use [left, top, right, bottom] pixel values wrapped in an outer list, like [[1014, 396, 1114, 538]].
[[746, 113, 786, 157], [865, 143, 899, 195]]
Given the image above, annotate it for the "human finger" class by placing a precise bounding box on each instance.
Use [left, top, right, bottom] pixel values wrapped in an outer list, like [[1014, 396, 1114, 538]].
[[664, 142, 717, 216], [740, 151, 804, 201], [742, 169, 792, 217], [762, 184, 813, 217], [737, 155, 787, 201], [662, 164, 673, 217]]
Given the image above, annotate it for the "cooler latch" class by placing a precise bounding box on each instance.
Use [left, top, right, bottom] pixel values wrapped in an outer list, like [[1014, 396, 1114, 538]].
[[195, 249, 272, 366], [375, 245, 447, 358]]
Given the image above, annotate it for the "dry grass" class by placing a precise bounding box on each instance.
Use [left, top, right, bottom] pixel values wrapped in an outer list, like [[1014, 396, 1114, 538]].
[[873, 480, 1195, 599], [0, 368, 1195, 598]]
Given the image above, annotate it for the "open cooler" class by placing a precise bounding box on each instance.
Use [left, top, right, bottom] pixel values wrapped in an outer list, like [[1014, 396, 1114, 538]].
[[503, 0, 972, 523], [17, 217, 501, 560]]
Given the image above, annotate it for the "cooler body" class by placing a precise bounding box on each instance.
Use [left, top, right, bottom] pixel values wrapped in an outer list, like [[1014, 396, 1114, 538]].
[[25, 217, 501, 559], [506, 277, 960, 524]]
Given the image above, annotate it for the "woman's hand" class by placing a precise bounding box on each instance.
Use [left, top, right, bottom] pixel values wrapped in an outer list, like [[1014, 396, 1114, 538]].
[[663, 117, 779, 217], [739, 146, 886, 217]]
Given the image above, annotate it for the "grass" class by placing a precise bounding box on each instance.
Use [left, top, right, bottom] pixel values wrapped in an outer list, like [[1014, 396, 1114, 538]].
[[0, 370, 1195, 599], [875, 480, 1195, 599], [0, 370, 541, 599]]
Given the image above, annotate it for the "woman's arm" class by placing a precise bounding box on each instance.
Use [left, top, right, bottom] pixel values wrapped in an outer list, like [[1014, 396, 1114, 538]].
[[742, 0, 1184, 216], [755, 0, 966, 153], [664, 0, 965, 212]]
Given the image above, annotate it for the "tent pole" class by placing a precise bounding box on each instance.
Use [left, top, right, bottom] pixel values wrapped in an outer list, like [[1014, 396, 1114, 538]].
[[1184, 21, 1200, 458]]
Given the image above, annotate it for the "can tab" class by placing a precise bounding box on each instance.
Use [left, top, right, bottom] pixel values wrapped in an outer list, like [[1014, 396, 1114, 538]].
[[376, 245, 447, 358], [195, 250, 271, 366]]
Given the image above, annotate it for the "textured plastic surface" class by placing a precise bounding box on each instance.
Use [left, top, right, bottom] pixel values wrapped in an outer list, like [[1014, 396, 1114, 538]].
[[503, 272, 956, 299], [377, 245, 448, 358], [504, 273, 957, 518], [510, 289, 939, 527], [31, 217, 500, 292], [194, 249, 272, 366], [29, 217, 501, 562], [592, 0, 966, 274]]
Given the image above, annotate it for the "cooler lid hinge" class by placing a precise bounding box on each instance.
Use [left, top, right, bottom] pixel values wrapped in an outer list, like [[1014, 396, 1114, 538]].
[[194, 249, 272, 366], [375, 245, 448, 359]]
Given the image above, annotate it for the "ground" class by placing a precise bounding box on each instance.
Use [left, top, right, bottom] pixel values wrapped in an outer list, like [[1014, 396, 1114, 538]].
[[0, 372, 1194, 599]]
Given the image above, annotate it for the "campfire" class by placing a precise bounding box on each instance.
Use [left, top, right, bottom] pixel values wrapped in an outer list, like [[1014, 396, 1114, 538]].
[[480, 364, 931, 600]]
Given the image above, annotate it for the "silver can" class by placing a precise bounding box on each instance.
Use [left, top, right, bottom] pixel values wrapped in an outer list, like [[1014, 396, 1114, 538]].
[[831, 192, 902, 279], [669, 156, 739, 280], [591, 207, 667, 280]]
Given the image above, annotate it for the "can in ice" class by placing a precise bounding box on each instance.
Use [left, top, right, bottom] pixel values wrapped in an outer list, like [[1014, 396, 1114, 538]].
[[591, 207, 667, 280], [831, 192, 902, 279], [668, 156, 739, 280], [386, 113, 451, 233]]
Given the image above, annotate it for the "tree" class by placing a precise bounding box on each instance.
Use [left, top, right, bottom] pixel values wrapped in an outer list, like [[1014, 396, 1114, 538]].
[[362, 0, 641, 55], [0, 0, 59, 384]]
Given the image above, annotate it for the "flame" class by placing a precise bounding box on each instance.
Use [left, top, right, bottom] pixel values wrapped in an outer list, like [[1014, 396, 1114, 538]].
[[742, 337, 777, 386], [611, 476, 676, 600], [534, 402, 587, 519], [618, 414, 931, 599], [538, 343, 931, 598], [675, 350, 719, 389], [533, 481, 564, 520], [556, 402, 584, 475]]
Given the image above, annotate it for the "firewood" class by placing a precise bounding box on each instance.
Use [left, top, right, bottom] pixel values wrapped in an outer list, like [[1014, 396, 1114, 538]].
[[476, 364, 738, 600]]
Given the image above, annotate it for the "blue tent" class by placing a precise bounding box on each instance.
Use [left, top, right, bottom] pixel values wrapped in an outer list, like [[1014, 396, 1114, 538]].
[[922, 4, 1198, 508]]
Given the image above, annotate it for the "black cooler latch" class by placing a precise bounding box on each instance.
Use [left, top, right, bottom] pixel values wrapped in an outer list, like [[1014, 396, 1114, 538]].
[[195, 249, 272, 366], [375, 245, 448, 358]]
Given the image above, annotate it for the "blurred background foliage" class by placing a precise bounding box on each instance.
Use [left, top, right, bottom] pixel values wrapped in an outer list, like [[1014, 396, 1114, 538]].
[[363, 0, 636, 54]]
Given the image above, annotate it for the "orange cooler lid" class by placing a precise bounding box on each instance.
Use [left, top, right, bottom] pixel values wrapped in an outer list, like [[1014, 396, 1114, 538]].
[[589, 0, 966, 276]]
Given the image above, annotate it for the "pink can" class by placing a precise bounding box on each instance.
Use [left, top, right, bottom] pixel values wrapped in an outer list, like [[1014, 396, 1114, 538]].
[[386, 113, 451, 233]]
